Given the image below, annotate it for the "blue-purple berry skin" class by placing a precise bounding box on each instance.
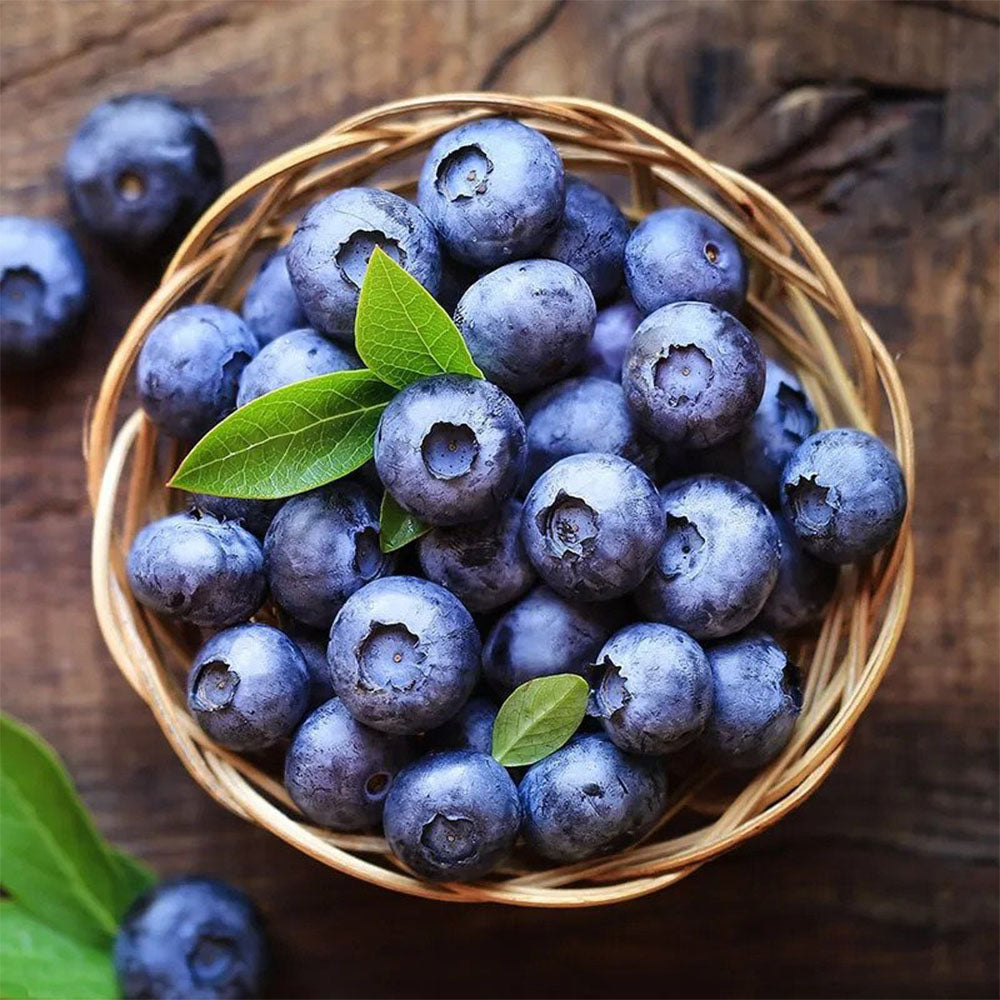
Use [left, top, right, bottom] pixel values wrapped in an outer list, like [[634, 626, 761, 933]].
[[540, 176, 629, 303], [0, 216, 89, 369], [454, 259, 596, 395], [286, 626, 337, 708], [482, 585, 624, 695], [264, 482, 393, 630], [136, 304, 258, 440], [418, 118, 565, 269], [374, 374, 526, 527], [622, 300, 765, 449], [581, 295, 642, 381], [426, 695, 498, 755], [637, 475, 780, 640], [127, 511, 266, 628], [595, 623, 713, 756], [327, 576, 480, 735], [780, 428, 907, 564], [287, 187, 441, 342], [757, 513, 839, 632], [417, 498, 535, 612], [624, 206, 747, 316], [241, 248, 307, 345], [188, 493, 283, 541], [435, 253, 479, 314], [521, 453, 665, 602], [519, 734, 668, 862], [65, 94, 223, 255], [700, 630, 801, 769], [236, 328, 359, 406], [187, 623, 310, 752], [383, 750, 521, 881], [284, 698, 415, 831]]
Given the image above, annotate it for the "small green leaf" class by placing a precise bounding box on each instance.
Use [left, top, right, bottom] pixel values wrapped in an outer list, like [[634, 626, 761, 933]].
[[169, 370, 397, 499], [379, 492, 430, 552], [355, 246, 483, 389], [0, 900, 118, 1000], [103, 847, 155, 918], [491, 674, 590, 767]]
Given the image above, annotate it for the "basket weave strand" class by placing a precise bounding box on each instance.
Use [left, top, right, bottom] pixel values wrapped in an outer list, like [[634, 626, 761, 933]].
[[86, 94, 914, 907]]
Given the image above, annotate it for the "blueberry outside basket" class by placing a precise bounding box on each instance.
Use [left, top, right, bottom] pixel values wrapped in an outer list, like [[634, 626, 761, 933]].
[[86, 94, 915, 907]]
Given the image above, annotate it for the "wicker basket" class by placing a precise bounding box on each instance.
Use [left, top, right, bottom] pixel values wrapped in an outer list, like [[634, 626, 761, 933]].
[[86, 93, 915, 907]]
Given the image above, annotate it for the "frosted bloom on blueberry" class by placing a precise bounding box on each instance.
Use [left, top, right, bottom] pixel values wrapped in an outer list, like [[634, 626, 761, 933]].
[[241, 248, 307, 344]]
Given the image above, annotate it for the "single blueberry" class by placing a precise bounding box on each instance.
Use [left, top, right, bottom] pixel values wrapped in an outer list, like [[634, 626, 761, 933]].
[[284, 698, 415, 831], [699, 629, 802, 769], [285, 625, 337, 707], [418, 117, 565, 269], [624, 206, 747, 316], [0, 216, 89, 369], [264, 482, 393, 630], [374, 374, 526, 526], [621, 300, 765, 449], [286, 187, 441, 342], [240, 248, 307, 345], [519, 734, 668, 862], [580, 295, 643, 381], [426, 695, 498, 755], [434, 253, 480, 314], [327, 576, 480, 734], [417, 499, 535, 612], [187, 493, 283, 541], [482, 585, 624, 695], [136, 304, 258, 440], [383, 750, 521, 880], [780, 428, 907, 564], [521, 453, 664, 602], [65, 93, 223, 255], [187, 623, 310, 752], [114, 877, 267, 1000], [454, 259, 596, 395], [127, 511, 266, 628]]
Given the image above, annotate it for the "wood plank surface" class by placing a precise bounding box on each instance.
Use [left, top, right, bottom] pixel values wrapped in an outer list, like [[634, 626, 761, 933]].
[[1, 2, 997, 997]]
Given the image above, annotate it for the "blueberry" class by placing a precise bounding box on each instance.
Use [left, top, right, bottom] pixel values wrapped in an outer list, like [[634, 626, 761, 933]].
[[426, 695, 498, 755], [521, 453, 664, 602], [454, 260, 595, 395], [435, 253, 479, 314], [482, 585, 623, 695], [285, 625, 336, 707], [264, 482, 393, 630], [114, 877, 267, 1000], [780, 428, 907, 564], [374, 374, 526, 527], [284, 698, 415, 831], [624, 206, 747, 316], [417, 118, 564, 269], [622, 301, 765, 449], [136, 305, 258, 440], [594, 623, 713, 755], [287, 187, 441, 342], [187, 493, 283, 540], [757, 513, 839, 632], [700, 630, 801, 769], [417, 499, 535, 612], [240, 248, 307, 345], [188, 623, 310, 752], [236, 328, 359, 406], [580, 295, 642, 381], [65, 94, 223, 255], [127, 511, 266, 628], [383, 750, 521, 880], [637, 475, 780, 639], [0, 217, 89, 369], [522, 376, 658, 488], [695, 359, 819, 505], [519, 734, 668, 862], [539, 176, 629, 303], [327, 576, 480, 734]]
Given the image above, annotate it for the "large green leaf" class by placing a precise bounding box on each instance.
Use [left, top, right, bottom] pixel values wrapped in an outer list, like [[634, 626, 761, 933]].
[[104, 847, 155, 919], [169, 369, 397, 499], [355, 246, 482, 389], [378, 492, 430, 553], [491, 674, 590, 767]]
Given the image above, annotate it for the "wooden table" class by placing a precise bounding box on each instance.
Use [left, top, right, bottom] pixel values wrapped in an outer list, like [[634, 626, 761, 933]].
[[2, 2, 997, 997]]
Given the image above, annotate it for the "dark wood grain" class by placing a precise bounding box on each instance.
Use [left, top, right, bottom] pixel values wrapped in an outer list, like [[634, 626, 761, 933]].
[[1, 2, 997, 997]]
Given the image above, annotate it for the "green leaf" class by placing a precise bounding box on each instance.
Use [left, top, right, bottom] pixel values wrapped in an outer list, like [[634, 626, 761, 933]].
[[355, 246, 483, 389], [169, 370, 397, 499], [0, 715, 120, 946], [491, 674, 590, 767], [379, 492, 430, 552], [0, 900, 118, 1000], [104, 847, 155, 918]]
